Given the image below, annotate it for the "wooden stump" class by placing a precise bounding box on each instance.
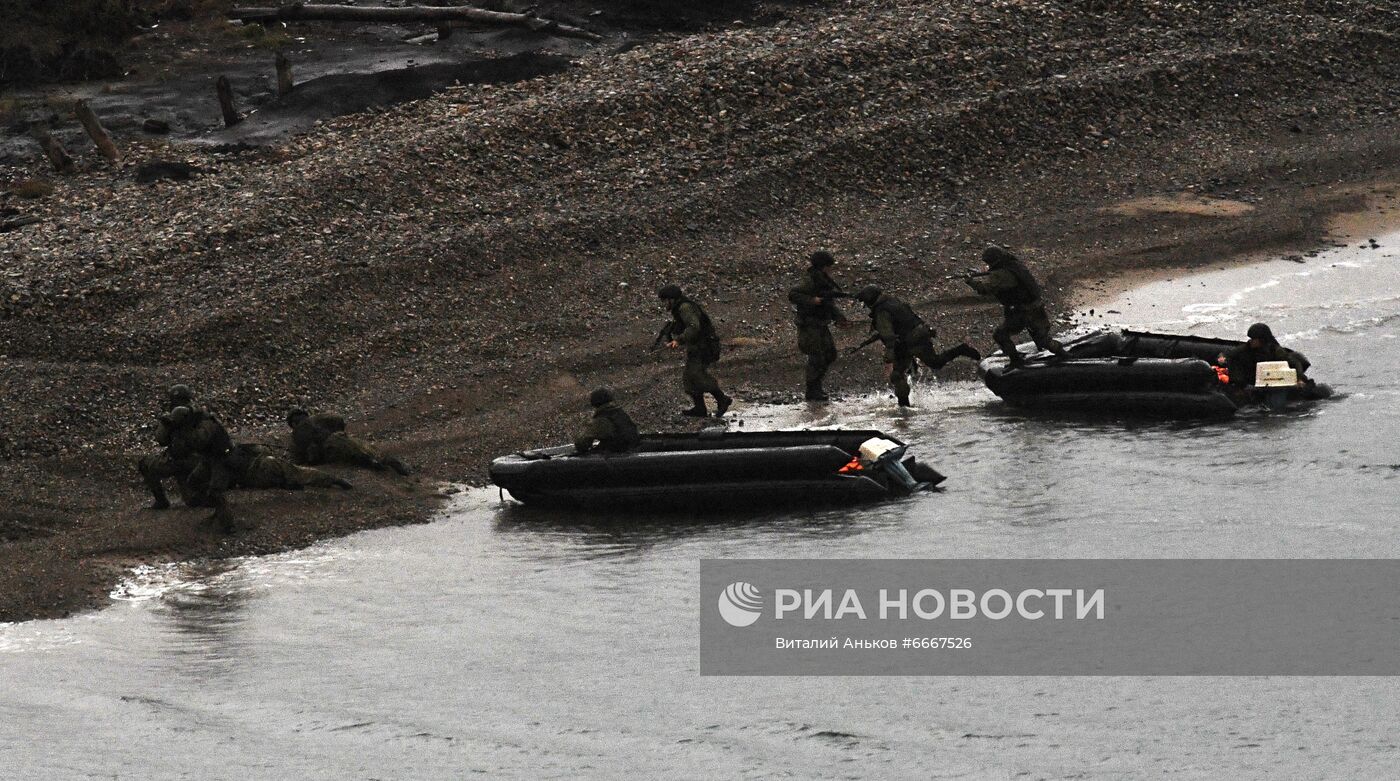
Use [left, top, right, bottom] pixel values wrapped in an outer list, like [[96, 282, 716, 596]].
[[216, 75, 243, 127], [275, 51, 294, 96], [29, 124, 75, 174], [74, 100, 121, 164]]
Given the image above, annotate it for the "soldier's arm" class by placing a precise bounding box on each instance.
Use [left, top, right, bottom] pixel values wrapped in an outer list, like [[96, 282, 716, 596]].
[[787, 275, 819, 307], [875, 310, 899, 361], [675, 302, 704, 346], [154, 420, 172, 447], [1287, 349, 1311, 379], [574, 418, 612, 454], [966, 269, 1017, 295]]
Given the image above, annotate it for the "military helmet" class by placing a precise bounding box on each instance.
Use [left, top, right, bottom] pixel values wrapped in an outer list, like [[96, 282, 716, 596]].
[[656, 284, 683, 300], [589, 387, 615, 407], [808, 250, 835, 268], [854, 285, 882, 305], [167, 384, 193, 404], [168, 406, 193, 425], [1246, 323, 1274, 342], [982, 245, 1014, 266], [286, 408, 309, 425]]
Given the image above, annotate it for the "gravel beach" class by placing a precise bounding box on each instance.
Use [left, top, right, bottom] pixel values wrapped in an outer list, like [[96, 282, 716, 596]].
[[2, 0, 1399, 621]]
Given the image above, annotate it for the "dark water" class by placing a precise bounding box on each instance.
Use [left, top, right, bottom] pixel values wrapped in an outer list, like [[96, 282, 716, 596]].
[[3, 236, 1399, 778]]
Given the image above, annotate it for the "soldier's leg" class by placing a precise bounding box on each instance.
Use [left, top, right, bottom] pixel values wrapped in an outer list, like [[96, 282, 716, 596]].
[[891, 353, 915, 407], [1026, 305, 1069, 358], [994, 309, 1028, 366], [694, 357, 732, 416], [137, 454, 175, 510], [916, 342, 982, 371], [293, 465, 354, 490], [203, 457, 240, 533], [806, 327, 837, 400], [183, 459, 214, 507], [680, 353, 709, 416]]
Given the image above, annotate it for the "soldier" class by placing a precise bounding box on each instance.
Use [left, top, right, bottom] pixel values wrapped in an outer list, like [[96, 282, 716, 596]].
[[574, 388, 642, 454], [180, 405, 239, 532], [138, 403, 201, 510], [227, 443, 354, 491], [286, 409, 411, 475], [1223, 322, 1311, 388], [788, 250, 855, 401], [964, 245, 1069, 367], [854, 286, 981, 407], [657, 285, 733, 417]]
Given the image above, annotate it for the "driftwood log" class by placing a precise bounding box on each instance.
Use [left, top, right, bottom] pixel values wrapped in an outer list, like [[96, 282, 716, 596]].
[[216, 75, 243, 127], [29, 125, 74, 174], [275, 50, 294, 96], [74, 100, 121, 164], [0, 216, 43, 233], [229, 4, 600, 41]]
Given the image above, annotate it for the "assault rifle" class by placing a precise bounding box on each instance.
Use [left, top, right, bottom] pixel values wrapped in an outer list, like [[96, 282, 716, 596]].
[[946, 267, 993, 282], [847, 332, 883, 355], [651, 321, 676, 350]]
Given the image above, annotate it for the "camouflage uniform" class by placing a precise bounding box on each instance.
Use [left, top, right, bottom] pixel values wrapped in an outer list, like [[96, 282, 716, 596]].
[[137, 385, 201, 508], [863, 290, 980, 407], [288, 410, 410, 475], [659, 286, 732, 417], [180, 410, 238, 530], [229, 444, 352, 491], [788, 257, 849, 401], [137, 411, 201, 509], [575, 400, 641, 454], [965, 246, 1068, 366]]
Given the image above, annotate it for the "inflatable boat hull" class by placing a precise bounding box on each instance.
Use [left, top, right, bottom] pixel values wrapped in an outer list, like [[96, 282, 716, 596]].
[[489, 429, 943, 510], [979, 329, 1331, 419]]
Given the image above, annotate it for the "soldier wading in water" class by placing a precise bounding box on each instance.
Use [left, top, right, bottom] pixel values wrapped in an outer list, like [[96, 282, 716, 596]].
[[657, 285, 733, 417], [788, 250, 856, 401], [854, 286, 981, 407]]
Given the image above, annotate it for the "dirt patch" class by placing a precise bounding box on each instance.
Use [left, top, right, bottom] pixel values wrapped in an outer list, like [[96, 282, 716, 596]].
[[1107, 194, 1257, 219], [2, 0, 1400, 623]]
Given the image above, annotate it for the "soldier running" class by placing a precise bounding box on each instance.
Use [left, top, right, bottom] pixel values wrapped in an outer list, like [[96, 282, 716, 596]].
[[657, 285, 733, 417], [964, 245, 1069, 367], [788, 250, 855, 401], [574, 388, 642, 454], [854, 286, 981, 407]]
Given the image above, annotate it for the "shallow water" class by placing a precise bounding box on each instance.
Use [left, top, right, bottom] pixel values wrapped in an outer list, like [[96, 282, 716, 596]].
[[3, 234, 1399, 779]]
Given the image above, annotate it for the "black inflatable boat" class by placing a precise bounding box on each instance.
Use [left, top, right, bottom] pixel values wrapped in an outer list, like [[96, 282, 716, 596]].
[[490, 429, 945, 510], [978, 328, 1332, 418]]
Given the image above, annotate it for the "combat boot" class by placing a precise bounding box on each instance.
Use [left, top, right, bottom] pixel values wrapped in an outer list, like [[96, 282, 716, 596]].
[[681, 394, 709, 417], [713, 392, 733, 417], [804, 381, 829, 402], [896, 394, 913, 408], [953, 343, 982, 363]]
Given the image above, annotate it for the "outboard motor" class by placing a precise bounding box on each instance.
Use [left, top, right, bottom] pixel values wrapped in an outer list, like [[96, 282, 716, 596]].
[[858, 437, 929, 494]]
